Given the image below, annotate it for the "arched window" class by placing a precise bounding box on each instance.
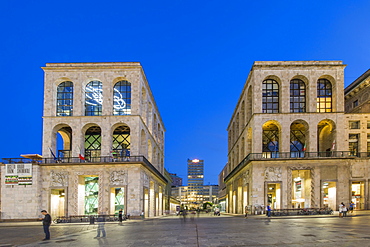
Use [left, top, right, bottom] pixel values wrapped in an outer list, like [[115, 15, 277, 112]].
[[317, 79, 332, 112], [85, 81, 103, 116], [262, 122, 279, 158], [290, 121, 307, 157], [112, 125, 131, 157], [113, 80, 131, 115], [290, 79, 306, 113], [57, 81, 73, 116], [262, 79, 279, 113], [85, 126, 101, 159]]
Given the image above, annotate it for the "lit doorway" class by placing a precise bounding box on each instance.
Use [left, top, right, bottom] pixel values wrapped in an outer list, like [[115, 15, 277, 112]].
[[50, 189, 65, 217], [292, 170, 311, 208], [144, 188, 149, 218], [322, 181, 336, 210], [351, 181, 364, 210], [266, 183, 281, 209], [243, 185, 249, 213], [84, 176, 99, 215], [110, 187, 125, 214]]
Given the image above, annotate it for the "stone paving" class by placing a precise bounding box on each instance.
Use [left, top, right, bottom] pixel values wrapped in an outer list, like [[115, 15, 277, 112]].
[[1, 211, 370, 246]]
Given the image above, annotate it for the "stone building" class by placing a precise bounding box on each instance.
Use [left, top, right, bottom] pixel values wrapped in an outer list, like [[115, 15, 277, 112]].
[[224, 61, 370, 214], [1, 62, 168, 220]]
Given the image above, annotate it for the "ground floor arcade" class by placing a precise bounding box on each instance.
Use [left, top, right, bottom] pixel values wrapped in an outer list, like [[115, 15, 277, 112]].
[[224, 158, 370, 214], [0, 162, 168, 220]]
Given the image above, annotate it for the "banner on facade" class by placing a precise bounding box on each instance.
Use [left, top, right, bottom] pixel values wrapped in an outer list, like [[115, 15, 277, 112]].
[[5, 164, 32, 185]]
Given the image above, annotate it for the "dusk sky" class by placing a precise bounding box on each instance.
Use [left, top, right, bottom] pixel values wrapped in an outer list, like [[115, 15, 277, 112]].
[[1, 1, 369, 184]]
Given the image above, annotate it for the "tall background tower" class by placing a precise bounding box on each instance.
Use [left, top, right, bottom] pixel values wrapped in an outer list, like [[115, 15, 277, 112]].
[[187, 158, 204, 208]]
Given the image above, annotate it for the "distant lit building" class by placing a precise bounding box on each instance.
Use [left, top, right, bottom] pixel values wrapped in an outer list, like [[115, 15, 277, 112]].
[[203, 185, 219, 204], [169, 173, 183, 187], [171, 186, 188, 205], [187, 159, 204, 207]]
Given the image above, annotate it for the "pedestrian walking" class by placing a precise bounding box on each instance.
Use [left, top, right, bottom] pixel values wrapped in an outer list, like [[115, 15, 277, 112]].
[[40, 210, 51, 240], [267, 204, 272, 217], [244, 206, 248, 218], [341, 202, 348, 217], [349, 201, 355, 213], [339, 202, 343, 218], [118, 209, 123, 224], [95, 215, 106, 239], [140, 210, 145, 219]]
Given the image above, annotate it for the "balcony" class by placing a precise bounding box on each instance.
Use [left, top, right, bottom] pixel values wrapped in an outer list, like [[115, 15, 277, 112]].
[[224, 151, 369, 182], [2, 155, 167, 183]]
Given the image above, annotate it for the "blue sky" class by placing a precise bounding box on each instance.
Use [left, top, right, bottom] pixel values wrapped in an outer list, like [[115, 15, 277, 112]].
[[1, 0, 369, 184]]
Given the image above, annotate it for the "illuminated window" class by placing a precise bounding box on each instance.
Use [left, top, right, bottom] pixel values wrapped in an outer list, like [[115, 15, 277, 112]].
[[113, 80, 131, 115], [349, 121, 360, 129], [85, 81, 103, 116], [290, 79, 306, 113], [262, 79, 279, 113], [56, 81, 73, 116], [317, 79, 332, 112]]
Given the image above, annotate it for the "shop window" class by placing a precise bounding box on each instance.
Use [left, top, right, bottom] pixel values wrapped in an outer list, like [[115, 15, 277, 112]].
[[84, 176, 99, 215], [322, 181, 336, 209], [292, 170, 311, 208]]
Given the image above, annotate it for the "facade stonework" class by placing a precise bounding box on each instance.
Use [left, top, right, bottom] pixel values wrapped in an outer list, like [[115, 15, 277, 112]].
[[1, 62, 169, 220], [223, 61, 370, 214]]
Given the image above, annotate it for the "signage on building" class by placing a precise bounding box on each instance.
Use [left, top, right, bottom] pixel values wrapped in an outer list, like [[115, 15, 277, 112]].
[[5, 164, 32, 185]]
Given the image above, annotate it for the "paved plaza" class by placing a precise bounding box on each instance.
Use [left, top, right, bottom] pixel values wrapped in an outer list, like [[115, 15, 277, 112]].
[[1, 211, 370, 247]]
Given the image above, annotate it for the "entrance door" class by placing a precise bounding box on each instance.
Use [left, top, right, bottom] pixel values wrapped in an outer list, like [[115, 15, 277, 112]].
[[50, 189, 65, 217], [84, 176, 99, 215], [110, 187, 125, 214], [292, 170, 311, 208], [322, 181, 336, 209], [266, 183, 281, 209], [351, 182, 364, 210]]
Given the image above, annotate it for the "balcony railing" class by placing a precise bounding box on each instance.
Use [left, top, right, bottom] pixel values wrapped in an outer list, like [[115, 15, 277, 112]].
[[224, 151, 370, 182], [2, 155, 167, 183]]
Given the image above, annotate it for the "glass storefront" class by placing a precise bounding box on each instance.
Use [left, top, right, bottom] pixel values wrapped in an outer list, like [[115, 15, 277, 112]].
[[85, 176, 99, 215], [292, 170, 311, 208], [351, 181, 364, 210], [50, 189, 65, 217], [110, 187, 125, 214], [322, 181, 336, 209], [267, 183, 281, 209]]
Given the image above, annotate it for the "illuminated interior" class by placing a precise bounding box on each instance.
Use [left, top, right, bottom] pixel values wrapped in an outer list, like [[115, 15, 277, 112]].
[[267, 183, 281, 209], [110, 187, 125, 214], [322, 181, 336, 209], [351, 181, 364, 210], [50, 189, 65, 217], [292, 170, 311, 208], [84, 176, 99, 215]]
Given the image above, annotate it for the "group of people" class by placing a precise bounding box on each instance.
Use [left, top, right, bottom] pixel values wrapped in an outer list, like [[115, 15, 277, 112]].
[[339, 201, 355, 217]]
